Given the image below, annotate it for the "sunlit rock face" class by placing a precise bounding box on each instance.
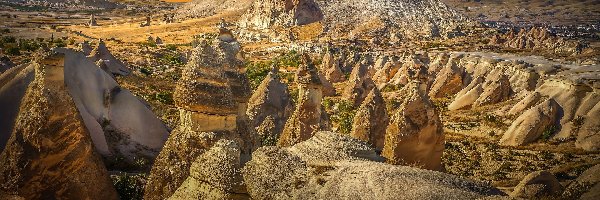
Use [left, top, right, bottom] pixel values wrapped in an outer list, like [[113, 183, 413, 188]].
[[168, 140, 248, 200], [0, 52, 118, 200], [383, 67, 444, 171], [500, 99, 561, 146], [243, 131, 503, 199], [239, 0, 323, 29], [343, 61, 376, 107], [145, 35, 254, 200], [88, 39, 131, 76], [350, 87, 389, 151], [316, 0, 470, 40], [1, 48, 170, 165], [278, 54, 331, 147], [247, 69, 293, 147]]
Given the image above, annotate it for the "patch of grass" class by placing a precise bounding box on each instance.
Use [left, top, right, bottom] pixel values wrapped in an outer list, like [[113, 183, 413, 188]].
[[154, 92, 174, 105], [245, 61, 271, 90]]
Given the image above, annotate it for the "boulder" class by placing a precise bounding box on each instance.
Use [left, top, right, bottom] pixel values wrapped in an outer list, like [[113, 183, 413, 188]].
[[169, 140, 248, 199], [243, 131, 505, 199], [510, 171, 563, 199]]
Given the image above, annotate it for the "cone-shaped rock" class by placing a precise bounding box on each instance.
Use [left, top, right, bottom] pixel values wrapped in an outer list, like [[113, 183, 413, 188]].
[[88, 39, 131, 76], [350, 87, 389, 151], [343, 62, 376, 106], [246, 68, 293, 147]]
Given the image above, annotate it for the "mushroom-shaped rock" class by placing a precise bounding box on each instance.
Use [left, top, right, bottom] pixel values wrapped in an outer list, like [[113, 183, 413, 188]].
[[500, 99, 561, 146], [278, 55, 330, 147], [0, 53, 118, 199], [510, 171, 563, 199], [246, 70, 293, 147], [383, 80, 444, 171], [350, 87, 389, 151], [89, 40, 130, 76], [169, 140, 248, 199]]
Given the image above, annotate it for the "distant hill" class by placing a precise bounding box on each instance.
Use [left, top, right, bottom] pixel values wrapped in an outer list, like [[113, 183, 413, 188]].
[[441, 0, 600, 25]]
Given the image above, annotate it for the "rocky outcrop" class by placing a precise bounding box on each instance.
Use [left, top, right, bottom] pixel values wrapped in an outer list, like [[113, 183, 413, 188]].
[[563, 164, 600, 199], [343, 62, 376, 106], [246, 68, 293, 147], [383, 68, 444, 171], [500, 99, 561, 146], [317, 0, 470, 40], [321, 49, 346, 83], [243, 131, 504, 199], [176, 0, 252, 19], [0, 54, 15, 74], [88, 39, 130, 76], [79, 41, 93, 56], [0, 52, 118, 199], [508, 91, 543, 115], [278, 55, 330, 147], [169, 140, 248, 199], [429, 54, 465, 98], [510, 171, 563, 199], [350, 88, 389, 151], [491, 27, 585, 55], [0, 64, 34, 153], [238, 0, 323, 29], [145, 34, 253, 200], [448, 68, 512, 110]]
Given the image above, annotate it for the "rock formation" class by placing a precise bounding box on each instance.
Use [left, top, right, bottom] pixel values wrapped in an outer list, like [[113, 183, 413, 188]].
[[78, 41, 93, 56], [383, 66, 444, 171], [562, 164, 600, 199], [0, 63, 34, 153], [343, 62, 376, 106], [1, 48, 169, 166], [510, 171, 563, 199], [243, 131, 504, 199], [350, 87, 388, 151], [448, 68, 512, 110], [176, 0, 253, 19], [500, 99, 561, 146], [89, 13, 98, 26], [145, 34, 253, 199], [278, 54, 330, 147], [321, 49, 345, 83], [168, 140, 248, 199], [88, 39, 131, 76], [0, 52, 118, 199], [491, 27, 585, 55], [238, 0, 323, 29], [0, 54, 15, 74], [246, 67, 293, 147], [429, 54, 465, 98], [317, 0, 469, 40]]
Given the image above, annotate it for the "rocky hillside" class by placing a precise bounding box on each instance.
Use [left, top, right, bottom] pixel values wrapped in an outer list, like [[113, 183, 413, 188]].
[[5, 0, 120, 9], [175, 0, 253, 19], [314, 0, 470, 40]]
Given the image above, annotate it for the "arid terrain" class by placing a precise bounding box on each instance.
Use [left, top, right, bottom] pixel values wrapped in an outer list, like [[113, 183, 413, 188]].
[[0, 0, 599, 200]]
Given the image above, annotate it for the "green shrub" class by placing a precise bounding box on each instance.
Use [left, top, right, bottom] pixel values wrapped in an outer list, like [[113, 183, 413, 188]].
[[4, 45, 20, 56], [112, 173, 146, 200], [541, 125, 557, 141], [329, 100, 356, 134], [140, 68, 153, 76], [154, 92, 174, 105], [245, 61, 271, 90]]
